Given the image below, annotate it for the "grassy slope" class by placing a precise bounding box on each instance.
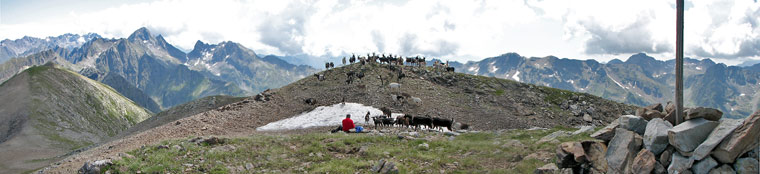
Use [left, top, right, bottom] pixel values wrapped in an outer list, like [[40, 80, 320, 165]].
[[104, 127, 595, 173]]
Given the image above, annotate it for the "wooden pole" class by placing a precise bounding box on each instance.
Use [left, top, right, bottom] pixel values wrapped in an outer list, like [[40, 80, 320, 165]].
[[675, 0, 684, 125]]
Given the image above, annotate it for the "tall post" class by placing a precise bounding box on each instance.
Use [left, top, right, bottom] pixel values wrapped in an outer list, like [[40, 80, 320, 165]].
[[675, 0, 685, 125]]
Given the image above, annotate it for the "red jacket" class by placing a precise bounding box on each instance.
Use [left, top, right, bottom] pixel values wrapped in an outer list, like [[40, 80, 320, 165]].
[[342, 118, 355, 132]]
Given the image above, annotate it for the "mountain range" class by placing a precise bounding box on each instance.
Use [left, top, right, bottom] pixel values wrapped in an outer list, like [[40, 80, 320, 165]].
[[0, 28, 316, 112], [0, 64, 152, 173], [448, 53, 760, 118], [0, 33, 101, 64]]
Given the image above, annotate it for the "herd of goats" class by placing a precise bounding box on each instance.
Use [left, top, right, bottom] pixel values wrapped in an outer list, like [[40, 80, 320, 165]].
[[315, 53, 467, 132], [315, 53, 457, 85], [365, 107, 467, 132], [324, 53, 456, 72]]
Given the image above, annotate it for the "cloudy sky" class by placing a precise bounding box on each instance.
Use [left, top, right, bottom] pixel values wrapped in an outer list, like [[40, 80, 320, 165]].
[[1, 0, 759, 65]]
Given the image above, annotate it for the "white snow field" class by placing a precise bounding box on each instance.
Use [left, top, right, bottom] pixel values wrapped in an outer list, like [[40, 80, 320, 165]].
[[257, 103, 391, 131]]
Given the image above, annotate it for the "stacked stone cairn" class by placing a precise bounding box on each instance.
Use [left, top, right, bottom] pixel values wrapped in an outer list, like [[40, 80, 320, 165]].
[[547, 102, 760, 174]]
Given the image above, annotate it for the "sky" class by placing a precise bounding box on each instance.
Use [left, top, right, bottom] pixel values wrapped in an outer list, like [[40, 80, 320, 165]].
[[1, 0, 759, 65]]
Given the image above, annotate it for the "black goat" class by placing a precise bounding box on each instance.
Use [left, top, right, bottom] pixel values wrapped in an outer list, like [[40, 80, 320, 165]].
[[432, 117, 454, 131], [445, 67, 455, 72]]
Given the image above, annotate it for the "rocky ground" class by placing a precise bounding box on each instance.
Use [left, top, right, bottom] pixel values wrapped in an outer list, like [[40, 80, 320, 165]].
[[545, 103, 760, 173], [38, 63, 637, 173]]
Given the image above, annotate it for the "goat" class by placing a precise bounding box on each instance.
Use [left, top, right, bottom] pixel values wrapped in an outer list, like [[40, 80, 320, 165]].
[[412, 115, 433, 130], [445, 67, 455, 72], [364, 111, 370, 124], [372, 116, 385, 129], [432, 117, 455, 131], [304, 98, 317, 105], [381, 117, 395, 127], [356, 71, 365, 81], [380, 107, 392, 118]]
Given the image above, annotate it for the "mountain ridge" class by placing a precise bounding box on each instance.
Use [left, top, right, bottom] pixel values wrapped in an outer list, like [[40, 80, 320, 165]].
[[0, 63, 152, 173], [451, 52, 760, 118]]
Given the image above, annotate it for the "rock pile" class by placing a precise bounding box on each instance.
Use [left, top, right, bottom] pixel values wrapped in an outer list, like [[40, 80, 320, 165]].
[[546, 103, 760, 173]]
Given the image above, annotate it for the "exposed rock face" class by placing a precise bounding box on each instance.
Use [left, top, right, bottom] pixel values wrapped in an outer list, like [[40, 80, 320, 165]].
[[605, 128, 643, 174], [733, 157, 758, 174], [667, 118, 719, 153], [692, 156, 719, 174], [630, 149, 656, 174], [692, 119, 743, 160], [643, 118, 673, 155], [618, 115, 648, 135], [685, 107, 723, 121], [713, 111, 760, 163]]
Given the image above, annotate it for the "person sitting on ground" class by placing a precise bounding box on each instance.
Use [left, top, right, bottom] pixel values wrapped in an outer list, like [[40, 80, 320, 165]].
[[342, 114, 355, 133]]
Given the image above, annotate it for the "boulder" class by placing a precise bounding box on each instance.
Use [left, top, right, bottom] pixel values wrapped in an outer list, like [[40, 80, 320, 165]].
[[692, 119, 744, 160], [708, 164, 736, 174], [618, 115, 648, 135], [534, 163, 559, 174], [685, 107, 723, 121], [643, 118, 673, 155], [643, 110, 665, 121], [573, 126, 595, 135], [583, 114, 593, 122], [538, 130, 570, 144], [582, 141, 608, 172], [591, 119, 620, 142], [665, 101, 675, 115], [557, 142, 586, 168], [630, 149, 656, 174], [733, 157, 759, 174], [692, 156, 719, 174], [372, 159, 400, 174], [659, 146, 674, 167], [667, 152, 692, 174], [653, 162, 667, 174], [662, 110, 677, 126], [605, 128, 643, 174], [713, 111, 760, 163], [646, 103, 664, 113], [667, 118, 719, 153]]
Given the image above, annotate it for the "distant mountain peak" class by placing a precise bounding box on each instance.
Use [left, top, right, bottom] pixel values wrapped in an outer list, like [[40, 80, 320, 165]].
[[193, 40, 211, 50], [128, 27, 153, 41], [625, 53, 656, 64]]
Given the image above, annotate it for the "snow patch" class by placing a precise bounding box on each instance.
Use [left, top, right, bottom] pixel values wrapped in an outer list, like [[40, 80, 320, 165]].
[[257, 103, 385, 131], [740, 93, 746, 97], [77, 37, 85, 43], [511, 71, 521, 82], [608, 75, 628, 89], [696, 66, 702, 70], [468, 66, 478, 72], [566, 80, 574, 84]]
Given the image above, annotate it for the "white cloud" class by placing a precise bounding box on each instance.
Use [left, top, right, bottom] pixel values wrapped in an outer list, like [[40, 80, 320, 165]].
[[0, 0, 758, 65]]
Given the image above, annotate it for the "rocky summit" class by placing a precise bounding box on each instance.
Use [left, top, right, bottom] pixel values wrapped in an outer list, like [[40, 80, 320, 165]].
[[552, 103, 760, 173]]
